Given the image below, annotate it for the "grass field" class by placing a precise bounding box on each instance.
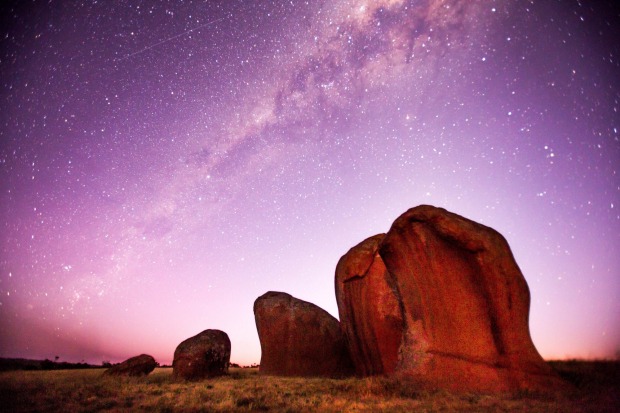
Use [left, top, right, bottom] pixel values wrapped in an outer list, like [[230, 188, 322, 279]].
[[0, 361, 618, 412]]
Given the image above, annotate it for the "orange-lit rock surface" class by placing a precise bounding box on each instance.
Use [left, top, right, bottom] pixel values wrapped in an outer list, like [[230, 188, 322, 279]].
[[335, 234, 402, 376], [254, 291, 354, 377], [336, 205, 566, 392]]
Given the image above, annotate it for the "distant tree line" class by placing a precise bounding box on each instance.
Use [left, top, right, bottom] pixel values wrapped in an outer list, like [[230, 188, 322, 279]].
[[0, 358, 101, 371], [0, 358, 263, 371]]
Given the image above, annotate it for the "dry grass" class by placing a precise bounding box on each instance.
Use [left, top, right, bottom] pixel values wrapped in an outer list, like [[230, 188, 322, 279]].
[[0, 362, 618, 412]]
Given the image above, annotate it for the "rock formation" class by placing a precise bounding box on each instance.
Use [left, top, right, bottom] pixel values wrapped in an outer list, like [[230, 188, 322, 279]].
[[254, 291, 354, 377], [335, 234, 403, 377], [172, 329, 230, 380], [103, 354, 157, 377], [335, 205, 566, 392]]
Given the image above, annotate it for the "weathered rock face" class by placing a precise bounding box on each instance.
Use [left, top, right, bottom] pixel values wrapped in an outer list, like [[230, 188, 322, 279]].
[[254, 291, 354, 377], [335, 205, 565, 392], [335, 234, 403, 376], [103, 354, 157, 377], [172, 329, 230, 380]]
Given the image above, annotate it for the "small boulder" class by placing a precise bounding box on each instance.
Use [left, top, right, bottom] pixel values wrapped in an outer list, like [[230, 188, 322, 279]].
[[103, 354, 157, 377], [254, 291, 354, 377], [172, 329, 231, 380]]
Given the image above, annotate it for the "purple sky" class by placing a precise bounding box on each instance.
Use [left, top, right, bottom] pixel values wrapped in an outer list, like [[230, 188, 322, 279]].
[[1, 0, 618, 366]]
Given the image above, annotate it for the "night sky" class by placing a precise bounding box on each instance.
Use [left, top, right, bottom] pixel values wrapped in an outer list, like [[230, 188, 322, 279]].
[[1, 0, 618, 366]]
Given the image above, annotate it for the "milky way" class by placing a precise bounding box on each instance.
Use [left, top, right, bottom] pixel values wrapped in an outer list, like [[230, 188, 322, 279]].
[[1, 0, 619, 365]]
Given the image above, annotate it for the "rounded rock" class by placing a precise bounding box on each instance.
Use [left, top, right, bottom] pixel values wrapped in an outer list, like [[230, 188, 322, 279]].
[[172, 329, 231, 380], [254, 291, 354, 377], [103, 354, 157, 377]]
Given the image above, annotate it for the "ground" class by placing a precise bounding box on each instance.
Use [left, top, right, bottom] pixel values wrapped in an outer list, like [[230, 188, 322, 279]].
[[0, 361, 618, 412]]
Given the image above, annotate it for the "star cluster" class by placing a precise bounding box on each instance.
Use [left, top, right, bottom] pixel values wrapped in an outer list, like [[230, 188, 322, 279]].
[[1, 0, 619, 364]]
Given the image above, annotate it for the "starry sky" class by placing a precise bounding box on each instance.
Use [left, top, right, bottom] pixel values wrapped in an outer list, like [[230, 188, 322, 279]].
[[1, 0, 618, 366]]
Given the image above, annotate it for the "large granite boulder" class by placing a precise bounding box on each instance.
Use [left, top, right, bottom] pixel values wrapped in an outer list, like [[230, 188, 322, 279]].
[[335, 205, 566, 392], [172, 329, 230, 380], [103, 354, 157, 377], [254, 291, 354, 377]]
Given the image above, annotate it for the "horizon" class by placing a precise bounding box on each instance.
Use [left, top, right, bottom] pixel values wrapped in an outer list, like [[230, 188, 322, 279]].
[[1, 1, 619, 367]]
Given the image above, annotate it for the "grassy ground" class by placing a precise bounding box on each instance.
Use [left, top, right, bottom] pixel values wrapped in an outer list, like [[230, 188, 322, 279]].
[[0, 362, 618, 412]]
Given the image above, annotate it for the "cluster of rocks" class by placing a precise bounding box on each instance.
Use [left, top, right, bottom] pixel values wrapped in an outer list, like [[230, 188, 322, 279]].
[[104, 330, 231, 380], [254, 205, 567, 393], [105, 205, 567, 393]]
